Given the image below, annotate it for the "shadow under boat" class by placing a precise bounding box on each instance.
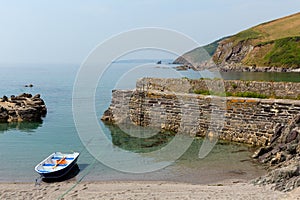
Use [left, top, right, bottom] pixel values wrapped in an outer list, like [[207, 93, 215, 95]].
[[41, 164, 90, 183], [42, 164, 81, 183]]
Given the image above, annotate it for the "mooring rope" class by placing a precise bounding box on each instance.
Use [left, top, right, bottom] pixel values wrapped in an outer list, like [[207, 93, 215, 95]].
[[56, 156, 98, 200], [56, 135, 100, 199], [33, 134, 99, 199]]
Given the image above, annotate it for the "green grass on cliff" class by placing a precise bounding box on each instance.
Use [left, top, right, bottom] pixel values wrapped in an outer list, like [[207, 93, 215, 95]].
[[244, 36, 300, 67], [234, 12, 300, 44], [227, 12, 300, 67], [264, 37, 300, 68], [231, 29, 262, 44], [176, 12, 300, 68]]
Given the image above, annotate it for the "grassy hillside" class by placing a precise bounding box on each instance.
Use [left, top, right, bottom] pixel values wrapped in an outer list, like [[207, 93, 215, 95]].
[[230, 12, 300, 44], [176, 12, 300, 68], [218, 12, 300, 68]]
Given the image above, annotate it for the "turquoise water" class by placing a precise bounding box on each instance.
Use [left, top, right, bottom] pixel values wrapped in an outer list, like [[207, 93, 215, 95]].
[[1, 62, 296, 183], [0, 64, 82, 182]]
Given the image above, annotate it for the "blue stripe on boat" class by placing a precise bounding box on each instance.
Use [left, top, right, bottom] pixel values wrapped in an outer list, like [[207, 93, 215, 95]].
[[38, 170, 50, 173], [43, 163, 68, 166], [52, 157, 75, 160]]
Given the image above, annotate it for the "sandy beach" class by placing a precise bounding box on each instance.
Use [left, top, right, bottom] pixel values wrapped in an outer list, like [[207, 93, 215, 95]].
[[1, 180, 299, 200]]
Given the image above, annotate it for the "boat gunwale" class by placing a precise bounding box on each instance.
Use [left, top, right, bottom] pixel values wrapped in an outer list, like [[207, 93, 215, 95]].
[[34, 152, 80, 174]]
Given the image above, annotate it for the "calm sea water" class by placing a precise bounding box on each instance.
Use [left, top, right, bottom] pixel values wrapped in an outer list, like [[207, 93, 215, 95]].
[[0, 61, 298, 183]]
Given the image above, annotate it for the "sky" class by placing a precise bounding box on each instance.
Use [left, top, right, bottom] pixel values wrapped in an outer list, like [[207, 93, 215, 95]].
[[0, 0, 300, 65]]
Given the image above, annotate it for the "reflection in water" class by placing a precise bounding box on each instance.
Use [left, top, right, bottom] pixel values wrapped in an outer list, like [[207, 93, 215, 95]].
[[0, 121, 43, 134], [100, 122, 267, 184], [105, 122, 176, 153]]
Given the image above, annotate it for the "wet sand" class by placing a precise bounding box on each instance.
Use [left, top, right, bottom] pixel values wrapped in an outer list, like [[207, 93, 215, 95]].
[[1, 179, 299, 200]]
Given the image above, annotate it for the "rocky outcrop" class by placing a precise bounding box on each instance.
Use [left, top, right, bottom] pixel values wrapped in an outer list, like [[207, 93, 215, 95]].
[[213, 40, 253, 66], [213, 38, 300, 72], [0, 93, 47, 122], [253, 115, 300, 191]]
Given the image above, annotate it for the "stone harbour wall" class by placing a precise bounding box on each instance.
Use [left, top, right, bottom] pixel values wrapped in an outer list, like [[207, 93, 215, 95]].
[[136, 78, 300, 99], [102, 89, 300, 146]]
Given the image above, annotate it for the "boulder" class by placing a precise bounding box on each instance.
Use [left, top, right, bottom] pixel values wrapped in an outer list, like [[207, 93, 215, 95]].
[[18, 93, 32, 98], [252, 146, 272, 158], [1, 96, 8, 102], [286, 130, 299, 143], [0, 107, 8, 122], [33, 94, 40, 99], [101, 108, 114, 122]]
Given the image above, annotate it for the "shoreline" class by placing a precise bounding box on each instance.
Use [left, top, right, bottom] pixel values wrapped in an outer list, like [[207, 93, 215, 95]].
[[173, 63, 300, 73], [1, 179, 298, 200]]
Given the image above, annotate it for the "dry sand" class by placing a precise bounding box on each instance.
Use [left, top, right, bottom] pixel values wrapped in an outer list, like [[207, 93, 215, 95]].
[[1, 180, 299, 200]]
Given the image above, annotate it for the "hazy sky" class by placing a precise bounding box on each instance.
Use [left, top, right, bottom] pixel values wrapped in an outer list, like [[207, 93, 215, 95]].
[[1, 0, 300, 64]]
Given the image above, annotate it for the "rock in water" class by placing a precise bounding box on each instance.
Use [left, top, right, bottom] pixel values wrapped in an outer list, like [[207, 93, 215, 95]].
[[101, 108, 114, 122], [0, 107, 8, 122], [0, 93, 47, 122]]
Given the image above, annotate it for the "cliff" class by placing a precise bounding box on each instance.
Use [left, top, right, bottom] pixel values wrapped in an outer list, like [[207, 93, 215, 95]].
[[173, 38, 226, 67], [0, 93, 47, 122], [175, 12, 300, 71]]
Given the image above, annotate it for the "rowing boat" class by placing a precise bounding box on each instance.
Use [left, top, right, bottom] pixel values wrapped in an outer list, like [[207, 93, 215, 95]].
[[34, 152, 80, 179]]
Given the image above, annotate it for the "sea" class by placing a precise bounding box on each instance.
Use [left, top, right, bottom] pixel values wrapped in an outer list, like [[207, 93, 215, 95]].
[[0, 60, 299, 183]]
